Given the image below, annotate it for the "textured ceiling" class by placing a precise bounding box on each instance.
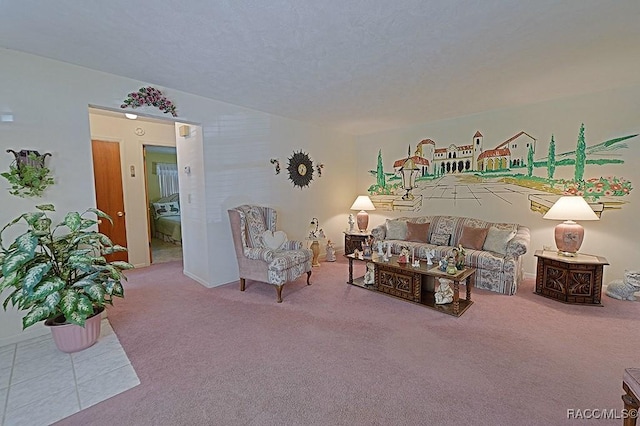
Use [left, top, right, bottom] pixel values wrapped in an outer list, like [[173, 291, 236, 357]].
[[2, 0, 640, 135]]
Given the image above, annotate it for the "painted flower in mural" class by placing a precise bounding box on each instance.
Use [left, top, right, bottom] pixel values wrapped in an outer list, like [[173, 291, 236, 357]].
[[121, 86, 177, 117], [562, 176, 632, 200]]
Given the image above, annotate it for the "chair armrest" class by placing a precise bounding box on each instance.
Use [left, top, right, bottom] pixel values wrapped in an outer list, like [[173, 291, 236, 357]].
[[282, 240, 303, 250], [506, 226, 530, 257], [244, 247, 275, 262]]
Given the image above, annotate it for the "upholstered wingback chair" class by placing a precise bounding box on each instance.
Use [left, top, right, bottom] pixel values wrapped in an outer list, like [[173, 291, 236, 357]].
[[228, 205, 312, 302]]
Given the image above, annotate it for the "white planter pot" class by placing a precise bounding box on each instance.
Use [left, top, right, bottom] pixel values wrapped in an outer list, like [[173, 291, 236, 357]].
[[45, 308, 103, 353]]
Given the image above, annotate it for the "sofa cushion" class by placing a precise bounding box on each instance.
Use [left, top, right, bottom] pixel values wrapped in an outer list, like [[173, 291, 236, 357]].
[[386, 219, 408, 240], [459, 226, 489, 250], [483, 227, 517, 255], [430, 233, 451, 246], [406, 222, 430, 243]]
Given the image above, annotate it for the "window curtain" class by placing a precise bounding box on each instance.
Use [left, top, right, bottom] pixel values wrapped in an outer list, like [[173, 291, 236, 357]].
[[156, 163, 179, 198]]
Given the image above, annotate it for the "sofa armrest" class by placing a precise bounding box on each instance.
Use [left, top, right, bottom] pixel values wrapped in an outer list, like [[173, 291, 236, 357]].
[[282, 240, 302, 250], [244, 247, 275, 262], [506, 226, 530, 257], [371, 224, 386, 241]]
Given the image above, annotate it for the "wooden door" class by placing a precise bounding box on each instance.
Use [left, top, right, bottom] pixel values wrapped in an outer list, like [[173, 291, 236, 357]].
[[91, 140, 128, 262]]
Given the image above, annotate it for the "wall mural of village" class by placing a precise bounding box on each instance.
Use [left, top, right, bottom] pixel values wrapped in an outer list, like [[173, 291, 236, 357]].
[[367, 124, 636, 217]]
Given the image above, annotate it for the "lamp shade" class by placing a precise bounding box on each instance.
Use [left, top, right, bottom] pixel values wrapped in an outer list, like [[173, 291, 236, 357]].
[[542, 196, 599, 221], [543, 196, 598, 256], [350, 196, 375, 211], [350, 195, 375, 232]]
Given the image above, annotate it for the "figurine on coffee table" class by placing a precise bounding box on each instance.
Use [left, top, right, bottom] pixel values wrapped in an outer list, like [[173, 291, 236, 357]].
[[435, 278, 454, 304], [363, 262, 375, 285], [425, 248, 435, 265], [398, 246, 410, 263]]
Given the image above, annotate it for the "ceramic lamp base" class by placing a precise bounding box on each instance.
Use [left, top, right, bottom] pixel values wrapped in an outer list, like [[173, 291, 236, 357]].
[[356, 210, 369, 232], [554, 220, 584, 256]]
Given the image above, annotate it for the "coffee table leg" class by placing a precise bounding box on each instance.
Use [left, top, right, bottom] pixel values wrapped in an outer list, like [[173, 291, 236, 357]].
[[347, 258, 353, 284], [466, 276, 472, 301], [453, 280, 460, 314]]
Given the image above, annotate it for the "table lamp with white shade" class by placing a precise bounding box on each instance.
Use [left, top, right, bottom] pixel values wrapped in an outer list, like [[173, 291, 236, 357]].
[[543, 195, 599, 256], [350, 195, 375, 232]]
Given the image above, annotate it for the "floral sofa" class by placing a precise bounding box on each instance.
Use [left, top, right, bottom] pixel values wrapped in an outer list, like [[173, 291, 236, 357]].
[[370, 215, 530, 295]]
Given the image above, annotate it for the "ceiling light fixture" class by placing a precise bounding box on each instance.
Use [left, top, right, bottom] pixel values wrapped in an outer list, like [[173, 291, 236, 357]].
[[124, 113, 138, 120]]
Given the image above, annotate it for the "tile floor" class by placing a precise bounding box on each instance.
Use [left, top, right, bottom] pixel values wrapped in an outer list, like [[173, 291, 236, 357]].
[[0, 319, 139, 426]]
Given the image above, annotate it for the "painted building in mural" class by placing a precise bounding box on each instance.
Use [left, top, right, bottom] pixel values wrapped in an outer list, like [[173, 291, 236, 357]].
[[396, 131, 537, 175]]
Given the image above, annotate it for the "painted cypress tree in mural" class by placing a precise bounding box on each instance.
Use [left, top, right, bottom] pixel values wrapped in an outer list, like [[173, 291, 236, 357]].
[[575, 123, 586, 182], [376, 149, 386, 189], [547, 134, 556, 180], [527, 144, 534, 177]]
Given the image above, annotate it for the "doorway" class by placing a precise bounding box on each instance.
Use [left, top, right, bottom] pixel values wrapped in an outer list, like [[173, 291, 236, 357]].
[[144, 145, 183, 264], [88, 106, 187, 268]]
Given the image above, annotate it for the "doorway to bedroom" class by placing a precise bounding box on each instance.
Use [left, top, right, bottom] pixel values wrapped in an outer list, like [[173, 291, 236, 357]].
[[145, 145, 183, 264]]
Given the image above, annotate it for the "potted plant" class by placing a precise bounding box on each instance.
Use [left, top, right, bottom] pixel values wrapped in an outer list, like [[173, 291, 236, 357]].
[[0, 204, 133, 352]]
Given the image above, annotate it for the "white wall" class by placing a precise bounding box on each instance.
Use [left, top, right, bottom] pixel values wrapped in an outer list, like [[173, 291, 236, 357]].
[[0, 48, 356, 344], [355, 85, 640, 283]]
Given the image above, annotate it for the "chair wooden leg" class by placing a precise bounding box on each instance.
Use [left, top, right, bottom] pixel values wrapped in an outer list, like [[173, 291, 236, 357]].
[[276, 285, 283, 303], [306, 271, 312, 285], [240, 278, 246, 292]]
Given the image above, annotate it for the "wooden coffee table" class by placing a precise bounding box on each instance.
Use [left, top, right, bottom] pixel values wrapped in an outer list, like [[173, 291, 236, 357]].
[[345, 253, 475, 317]]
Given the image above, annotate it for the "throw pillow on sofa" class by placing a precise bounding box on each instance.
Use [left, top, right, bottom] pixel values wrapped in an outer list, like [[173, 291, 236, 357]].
[[483, 227, 517, 255], [430, 233, 451, 246], [459, 226, 489, 250], [386, 219, 408, 240], [406, 222, 430, 243]]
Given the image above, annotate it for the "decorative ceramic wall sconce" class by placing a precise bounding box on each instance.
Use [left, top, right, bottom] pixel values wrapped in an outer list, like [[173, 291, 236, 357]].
[[2, 149, 54, 198]]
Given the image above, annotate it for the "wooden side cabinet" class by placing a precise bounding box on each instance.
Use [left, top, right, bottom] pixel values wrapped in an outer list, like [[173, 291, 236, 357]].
[[534, 250, 609, 306], [344, 232, 370, 255]]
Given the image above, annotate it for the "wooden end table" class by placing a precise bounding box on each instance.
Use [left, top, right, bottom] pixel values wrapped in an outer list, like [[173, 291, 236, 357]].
[[344, 231, 371, 255], [534, 250, 608, 305]]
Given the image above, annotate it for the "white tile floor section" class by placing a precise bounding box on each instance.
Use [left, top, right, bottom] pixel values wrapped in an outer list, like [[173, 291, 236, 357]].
[[0, 319, 139, 426]]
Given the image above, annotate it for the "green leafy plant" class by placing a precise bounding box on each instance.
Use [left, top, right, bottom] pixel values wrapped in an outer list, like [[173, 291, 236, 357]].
[[1, 153, 54, 197], [0, 204, 133, 329]]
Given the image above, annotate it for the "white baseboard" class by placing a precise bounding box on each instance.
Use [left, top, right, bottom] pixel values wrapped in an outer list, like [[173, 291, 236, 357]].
[[183, 269, 212, 287]]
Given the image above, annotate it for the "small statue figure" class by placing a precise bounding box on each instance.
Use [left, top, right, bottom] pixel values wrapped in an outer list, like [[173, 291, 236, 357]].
[[435, 278, 454, 304], [353, 248, 363, 260], [325, 240, 336, 262], [438, 257, 448, 272], [377, 241, 384, 256], [446, 256, 458, 275], [398, 246, 410, 263], [348, 214, 356, 233], [605, 270, 640, 300], [454, 244, 466, 270], [425, 248, 435, 265], [363, 262, 375, 285]]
